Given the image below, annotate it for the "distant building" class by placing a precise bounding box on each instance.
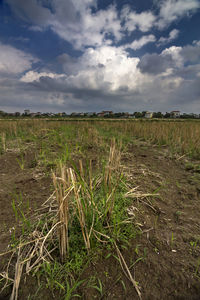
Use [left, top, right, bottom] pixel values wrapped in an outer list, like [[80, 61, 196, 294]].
[[30, 112, 42, 117], [97, 111, 113, 117], [170, 111, 180, 118], [24, 109, 30, 115], [46, 112, 55, 117], [145, 112, 153, 119], [30, 113, 37, 117], [85, 112, 96, 117]]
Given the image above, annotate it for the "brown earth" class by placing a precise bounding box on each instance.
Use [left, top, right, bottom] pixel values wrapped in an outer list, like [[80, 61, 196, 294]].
[[0, 150, 52, 254], [0, 141, 200, 299], [121, 143, 200, 300]]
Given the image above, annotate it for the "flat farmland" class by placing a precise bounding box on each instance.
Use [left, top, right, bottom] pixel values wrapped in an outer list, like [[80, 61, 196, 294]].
[[0, 119, 200, 300]]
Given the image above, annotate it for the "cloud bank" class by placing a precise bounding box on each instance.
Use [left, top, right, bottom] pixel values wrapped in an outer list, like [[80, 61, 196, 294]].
[[0, 0, 199, 113]]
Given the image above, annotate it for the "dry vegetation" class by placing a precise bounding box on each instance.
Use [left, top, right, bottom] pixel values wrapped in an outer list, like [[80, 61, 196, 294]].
[[0, 119, 200, 300]]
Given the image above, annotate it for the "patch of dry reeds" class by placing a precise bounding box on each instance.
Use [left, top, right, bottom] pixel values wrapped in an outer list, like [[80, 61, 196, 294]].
[[1, 132, 6, 152], [52, 164, 70, 262], [104, 138, 121, 188], [0, 139, 151, 300]]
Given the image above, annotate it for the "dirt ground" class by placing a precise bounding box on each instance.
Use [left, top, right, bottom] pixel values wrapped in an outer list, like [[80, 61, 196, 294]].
[[0, 150, 52, 254], [121, 143, 200, 300], [0, 141, 200, 299]]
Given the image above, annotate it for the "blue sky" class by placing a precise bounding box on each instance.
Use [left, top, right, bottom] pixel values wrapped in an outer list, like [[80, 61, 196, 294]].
[[0, 0, 200, 113]]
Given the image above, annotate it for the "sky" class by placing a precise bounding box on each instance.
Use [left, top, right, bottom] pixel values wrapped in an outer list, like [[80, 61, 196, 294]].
[[0, 0, 200, 113]]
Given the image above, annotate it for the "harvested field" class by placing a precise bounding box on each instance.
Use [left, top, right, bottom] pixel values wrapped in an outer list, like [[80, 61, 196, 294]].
[[0, 119, 200, 300]]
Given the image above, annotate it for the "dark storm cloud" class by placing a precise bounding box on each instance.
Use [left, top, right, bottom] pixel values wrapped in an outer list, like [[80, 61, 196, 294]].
[[174, 64, 200, 79], [138, 43, 200, 75], [2, 72, 132, 112], [138, 53, 173, 74], [29, 75, 111, 98], [166, 77, 200, 107], [181, 44, 200, 62], [57, 54, 80, 75], [1, 69, 199, 113]]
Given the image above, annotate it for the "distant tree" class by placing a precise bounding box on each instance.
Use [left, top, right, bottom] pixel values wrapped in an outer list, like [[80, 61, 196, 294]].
[[180, 113, 196, 119], [153, 112, 163, 118], [133, 112, 142, 118], [113, 113, 122, 118], [141, 111, 146, 117], [164, 112, 170, 118]]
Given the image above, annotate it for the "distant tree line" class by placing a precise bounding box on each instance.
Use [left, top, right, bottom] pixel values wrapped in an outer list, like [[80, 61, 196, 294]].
[[0, 110, 199, 119]]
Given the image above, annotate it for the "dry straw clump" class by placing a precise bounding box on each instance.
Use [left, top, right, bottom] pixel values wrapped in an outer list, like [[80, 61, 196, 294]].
[[1, 132, 6, 152], [0, 139, 145, 300], [52, 138, 122, 261], [52, 164, 92, 261]]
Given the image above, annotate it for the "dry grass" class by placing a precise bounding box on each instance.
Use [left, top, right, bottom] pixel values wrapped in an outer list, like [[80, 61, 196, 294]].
[[1, 133, 6, 152], [105, 120, 200, 158], [53, 164, 70, 262], [0, 119, 199, 158]]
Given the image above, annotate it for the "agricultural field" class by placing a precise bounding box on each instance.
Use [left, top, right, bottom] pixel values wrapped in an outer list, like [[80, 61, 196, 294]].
[[0, 119, 200, 300]]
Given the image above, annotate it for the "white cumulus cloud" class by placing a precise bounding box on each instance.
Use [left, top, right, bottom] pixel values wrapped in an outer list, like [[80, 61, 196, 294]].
[[121, 6, 156, 33], [158, 29, 180, 46], [157, 0, 200, 28], [64, 45, 141, 91], [162, 45, 184, 67], [125, 35, 156, 50], [6, 0, 200, 51], [0, 42, 36, 75]]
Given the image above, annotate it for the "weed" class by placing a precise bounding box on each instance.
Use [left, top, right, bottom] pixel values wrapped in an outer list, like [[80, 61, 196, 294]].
[[16, 154, 25, 170], [134, 244, 140, 255], [171, 232, 176, 248], [174, 211, 182, 223], [64, 279, 85, 300], [195, 258, 200, 276], [189, 238, 200, 255], [89, 278, 103, 296], [120, 279, 127, 293], [11, 193, 31, 232], [190, 241, 198, 248], [10, 227, 18, 248], [176, 181, 182, 188]]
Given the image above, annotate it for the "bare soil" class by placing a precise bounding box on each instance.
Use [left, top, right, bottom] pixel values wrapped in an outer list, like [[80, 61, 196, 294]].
[[0, 141, 200, 299], [0, 150, 52, 253]]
